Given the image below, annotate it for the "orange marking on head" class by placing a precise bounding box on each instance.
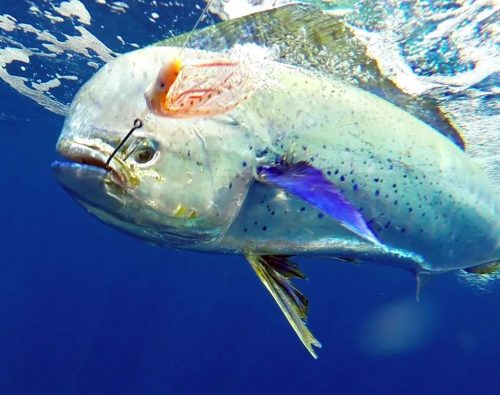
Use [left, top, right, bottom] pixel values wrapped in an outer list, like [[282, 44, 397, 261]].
[[146, 58, 256, 118], [145, 57, 184, 116], [158, 57, 183, 93]]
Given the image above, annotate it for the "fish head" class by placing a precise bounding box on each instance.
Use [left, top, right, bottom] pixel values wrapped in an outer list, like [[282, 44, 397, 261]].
[[53, 47, 255, 248]]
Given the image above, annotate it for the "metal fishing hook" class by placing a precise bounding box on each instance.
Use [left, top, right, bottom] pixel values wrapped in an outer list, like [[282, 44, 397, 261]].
[[106, 118, 143, 167]]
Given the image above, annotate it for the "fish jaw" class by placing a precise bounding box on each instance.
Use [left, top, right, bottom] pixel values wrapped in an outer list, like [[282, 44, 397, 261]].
[[52, 158, 187, 247], [52, 143, 221, 248], [52, 161, 125, 215], [55, 137, 136, 188], [52, 138, 151, 241]]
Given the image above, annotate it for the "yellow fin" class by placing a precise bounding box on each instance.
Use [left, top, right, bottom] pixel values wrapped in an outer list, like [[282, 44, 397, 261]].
[[245, 252, 322, 358]]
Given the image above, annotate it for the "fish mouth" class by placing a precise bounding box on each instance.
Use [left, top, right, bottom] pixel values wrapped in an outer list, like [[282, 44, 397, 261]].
[[55, 138, 128, 187]]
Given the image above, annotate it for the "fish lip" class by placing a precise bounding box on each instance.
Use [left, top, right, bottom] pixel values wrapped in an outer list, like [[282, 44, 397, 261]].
[[56, 139, 127, 187]]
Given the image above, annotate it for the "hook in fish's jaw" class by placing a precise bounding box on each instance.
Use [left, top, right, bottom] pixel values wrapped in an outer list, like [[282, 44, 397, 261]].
[[56, 136, 154, 190], [52, 134, 203, 247]]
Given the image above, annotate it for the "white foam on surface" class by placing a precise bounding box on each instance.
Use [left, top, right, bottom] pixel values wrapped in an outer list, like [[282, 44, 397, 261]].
[[54, 0, 91, 25], [0, 14, 16, 32], [109, 2, 130, 14], [347, 0, 500, 192], [0, 47, 68, 115], [32, 78, 62, 92], [0, 1, 114, 116], [208, 0, 295, 19]]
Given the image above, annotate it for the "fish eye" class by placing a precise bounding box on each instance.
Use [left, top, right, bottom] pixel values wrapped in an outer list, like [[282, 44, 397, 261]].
[[133, 141, 158, 164]]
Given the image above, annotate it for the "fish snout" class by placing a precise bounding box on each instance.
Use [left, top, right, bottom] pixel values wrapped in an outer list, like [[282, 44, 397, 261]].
[[56, 137, 130, 187]]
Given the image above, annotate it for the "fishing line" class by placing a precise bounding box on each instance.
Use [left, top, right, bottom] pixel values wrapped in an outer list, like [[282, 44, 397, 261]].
[[106, 118, 143, 167], [178, 0, 214, 59]]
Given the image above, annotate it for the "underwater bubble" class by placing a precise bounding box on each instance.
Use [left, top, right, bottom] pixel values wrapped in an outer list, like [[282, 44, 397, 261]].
[[358, 298, 439, 356]]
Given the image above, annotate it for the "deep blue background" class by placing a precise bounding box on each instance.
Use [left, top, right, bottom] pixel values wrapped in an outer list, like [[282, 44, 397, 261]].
[[1, 2, 500, 394]]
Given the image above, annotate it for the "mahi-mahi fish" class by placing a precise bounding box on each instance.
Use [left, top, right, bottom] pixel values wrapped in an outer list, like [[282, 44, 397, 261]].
[[52, 5, 499, 358]]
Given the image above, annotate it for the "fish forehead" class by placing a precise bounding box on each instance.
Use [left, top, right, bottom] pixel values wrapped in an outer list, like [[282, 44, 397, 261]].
[[61, 46, 218, 142]]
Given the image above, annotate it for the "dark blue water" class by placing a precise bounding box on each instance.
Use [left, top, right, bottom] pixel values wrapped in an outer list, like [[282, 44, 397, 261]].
[[1, 2, 500, 394]]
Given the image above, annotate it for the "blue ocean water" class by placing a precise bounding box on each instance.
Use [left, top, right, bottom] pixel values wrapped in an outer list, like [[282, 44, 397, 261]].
[[1, 1, 499, 394]]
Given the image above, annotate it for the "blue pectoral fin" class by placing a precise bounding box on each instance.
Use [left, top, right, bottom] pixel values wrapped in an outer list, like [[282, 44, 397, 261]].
[[258, 161, 379, 244]]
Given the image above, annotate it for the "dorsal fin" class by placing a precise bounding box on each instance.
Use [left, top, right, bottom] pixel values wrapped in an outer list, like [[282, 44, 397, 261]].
[[157, 4, 465, 150]]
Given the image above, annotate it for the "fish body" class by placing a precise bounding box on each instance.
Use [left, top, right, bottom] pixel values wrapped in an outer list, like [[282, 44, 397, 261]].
[[56, 45, 497, 272], [52, 6, 499, 357], [216, 63, 499, 274]]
